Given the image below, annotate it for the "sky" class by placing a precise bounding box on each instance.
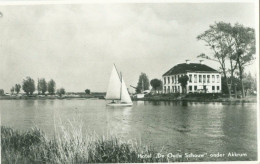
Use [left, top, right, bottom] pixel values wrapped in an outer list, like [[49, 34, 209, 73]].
[[0, 2, 257, 93]]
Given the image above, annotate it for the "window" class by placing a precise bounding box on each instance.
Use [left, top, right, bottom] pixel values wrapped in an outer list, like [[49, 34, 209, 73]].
[[172, 86, 174, 92], [175, 75, 177, 84], [177, 75, 179, 83], [168, 77, 170, 84], [178, 86, 180, 92], [203, 75, 206, 83], [212, 86, 215, 90], [164, 86, 166, 93], [172, 76, 174, 83], [212, 75, 215, 83], [217, 75, 220, 83], [194, 75, 197, 83], [168, 86, 170, 93], [189, 86, 192, 91], [207, 75, 210, 83], [164, 77, 166, 84], [217, 86, 220, 90], [189, 75, 192, 83], [199, 75, 202, 83], [194, 86, 197, 90]]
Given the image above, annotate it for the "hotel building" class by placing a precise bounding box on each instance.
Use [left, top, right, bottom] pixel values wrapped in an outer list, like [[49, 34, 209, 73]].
[[162, 60, 221, 93]]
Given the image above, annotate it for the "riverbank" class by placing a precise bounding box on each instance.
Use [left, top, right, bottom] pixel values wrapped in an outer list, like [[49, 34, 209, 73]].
[[133, 93, 257, 103], [1, 126, 184, 163], [1, 93, 257, 103], [0, 94, 105, 100]]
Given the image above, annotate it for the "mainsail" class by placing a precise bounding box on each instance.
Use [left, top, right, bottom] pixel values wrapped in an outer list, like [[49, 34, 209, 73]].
[[105, 64, 132, 103], [105, 65, 121, 100]]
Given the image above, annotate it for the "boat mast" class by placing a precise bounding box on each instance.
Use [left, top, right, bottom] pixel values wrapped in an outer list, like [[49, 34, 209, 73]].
[[120, 72, 122, 100]]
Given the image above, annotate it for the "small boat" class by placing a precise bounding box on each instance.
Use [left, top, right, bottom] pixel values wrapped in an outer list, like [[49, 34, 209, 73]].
[[105, 64, 133, 106]]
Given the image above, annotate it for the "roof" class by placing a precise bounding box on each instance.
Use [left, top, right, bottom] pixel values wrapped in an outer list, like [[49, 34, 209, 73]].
[[163, 63, 218, 76]]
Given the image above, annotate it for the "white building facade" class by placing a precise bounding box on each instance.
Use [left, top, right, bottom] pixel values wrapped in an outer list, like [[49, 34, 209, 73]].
[[162, 61, 221, 93]]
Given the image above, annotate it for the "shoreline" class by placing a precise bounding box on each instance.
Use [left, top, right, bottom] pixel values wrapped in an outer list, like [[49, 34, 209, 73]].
[[132, 93, 257, 103], [132, 97, 257, 103], [0, 95, 257, 103], [0, 95, 102, 100]]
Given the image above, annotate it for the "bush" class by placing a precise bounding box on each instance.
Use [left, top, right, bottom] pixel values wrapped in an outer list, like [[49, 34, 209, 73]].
[[0, 89, 4, 96], [85, 89, 91, 94], [185, 93, 222, 99]]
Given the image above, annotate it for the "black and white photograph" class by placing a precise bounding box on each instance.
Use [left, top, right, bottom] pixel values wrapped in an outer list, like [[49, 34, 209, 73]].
[[0, 0, 259, 163]]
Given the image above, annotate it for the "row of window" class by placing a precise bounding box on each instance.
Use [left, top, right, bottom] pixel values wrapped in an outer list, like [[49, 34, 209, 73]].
[[188, 85, 220, 91], [164, 85, 220, 93], [163, 74, 220, 84]]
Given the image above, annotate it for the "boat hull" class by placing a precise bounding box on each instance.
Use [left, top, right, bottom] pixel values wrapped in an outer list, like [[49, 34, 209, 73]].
[[106, 102, 133, 106]]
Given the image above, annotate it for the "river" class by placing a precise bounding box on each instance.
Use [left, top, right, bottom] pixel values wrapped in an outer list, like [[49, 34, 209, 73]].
[[0, 99, 257, 161]]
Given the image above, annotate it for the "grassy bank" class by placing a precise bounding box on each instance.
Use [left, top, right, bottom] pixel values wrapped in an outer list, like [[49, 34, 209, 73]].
[[0, 92, 106, 100], [1, 125, 185, 163], [134, 93, 257, 103], [0, 95, 99, 100]]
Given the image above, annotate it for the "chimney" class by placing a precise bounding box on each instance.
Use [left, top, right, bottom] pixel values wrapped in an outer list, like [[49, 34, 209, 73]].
[[199, 60, 204, 64], [185, 60, 190, 64]]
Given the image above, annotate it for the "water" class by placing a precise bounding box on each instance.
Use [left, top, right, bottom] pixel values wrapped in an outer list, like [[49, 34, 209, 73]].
[[0, 99, 257, 161]]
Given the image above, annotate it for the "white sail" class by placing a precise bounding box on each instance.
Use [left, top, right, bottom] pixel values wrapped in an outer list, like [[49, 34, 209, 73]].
[[120, 77, 132, 103], [105, 65, 121, 100]]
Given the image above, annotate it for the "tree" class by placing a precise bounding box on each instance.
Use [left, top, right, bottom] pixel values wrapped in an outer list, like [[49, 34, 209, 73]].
[[136, 73, 150, 93], [178, 75, 189, 94], [47, 79, 56, 95], [197, 22, 234, 98], [243, 72, 256, 96], [85, 89, 91, 94], [22, 77, 35, 95], [0, 89, 4, 96], [57, 88, 65, 97], [15, 84, 21, 94], [197, 22, 255, 98], [10, 86, 14, 95], [150, 79, 162, 93], [37, 78, 47, 94], [231, 24, 255, 98], [221, 77, 229, 94]]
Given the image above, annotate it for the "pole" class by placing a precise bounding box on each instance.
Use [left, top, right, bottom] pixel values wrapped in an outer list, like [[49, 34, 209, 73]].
[[120, 72, 122, 100], [142, 79, 144, 93], [235, 84, 237, 99]]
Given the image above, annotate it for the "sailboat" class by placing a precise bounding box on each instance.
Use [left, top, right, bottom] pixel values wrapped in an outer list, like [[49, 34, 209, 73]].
[[105, 64, 133, 106]]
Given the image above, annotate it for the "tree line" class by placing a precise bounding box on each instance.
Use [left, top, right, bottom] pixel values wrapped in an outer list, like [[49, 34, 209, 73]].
[[134, 70, 256, 96], [197, 22, 255, 98], [133, 72, 162, 94], [222, 72, 256, 97], [8, 77, 65, 96]]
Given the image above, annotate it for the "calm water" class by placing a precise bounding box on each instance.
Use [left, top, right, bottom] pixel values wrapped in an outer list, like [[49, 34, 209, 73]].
[[0, 99, 257, 161]]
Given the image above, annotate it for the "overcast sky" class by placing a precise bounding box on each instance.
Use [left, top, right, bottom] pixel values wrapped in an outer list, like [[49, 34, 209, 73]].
[[0, 2, 257, 93]]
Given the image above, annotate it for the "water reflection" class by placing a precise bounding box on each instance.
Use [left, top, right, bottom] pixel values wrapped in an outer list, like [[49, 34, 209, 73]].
[[150, 101, 161, 106], [23, 100, 35, 107], [106, 106, 133, 136], [136, 101, 144, 106], [181, 101, 188, 106], [37, 100, 47, 106]]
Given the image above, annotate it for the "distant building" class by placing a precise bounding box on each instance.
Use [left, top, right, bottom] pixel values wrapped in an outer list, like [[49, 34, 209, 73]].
[[162, 60, 221, 93]]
